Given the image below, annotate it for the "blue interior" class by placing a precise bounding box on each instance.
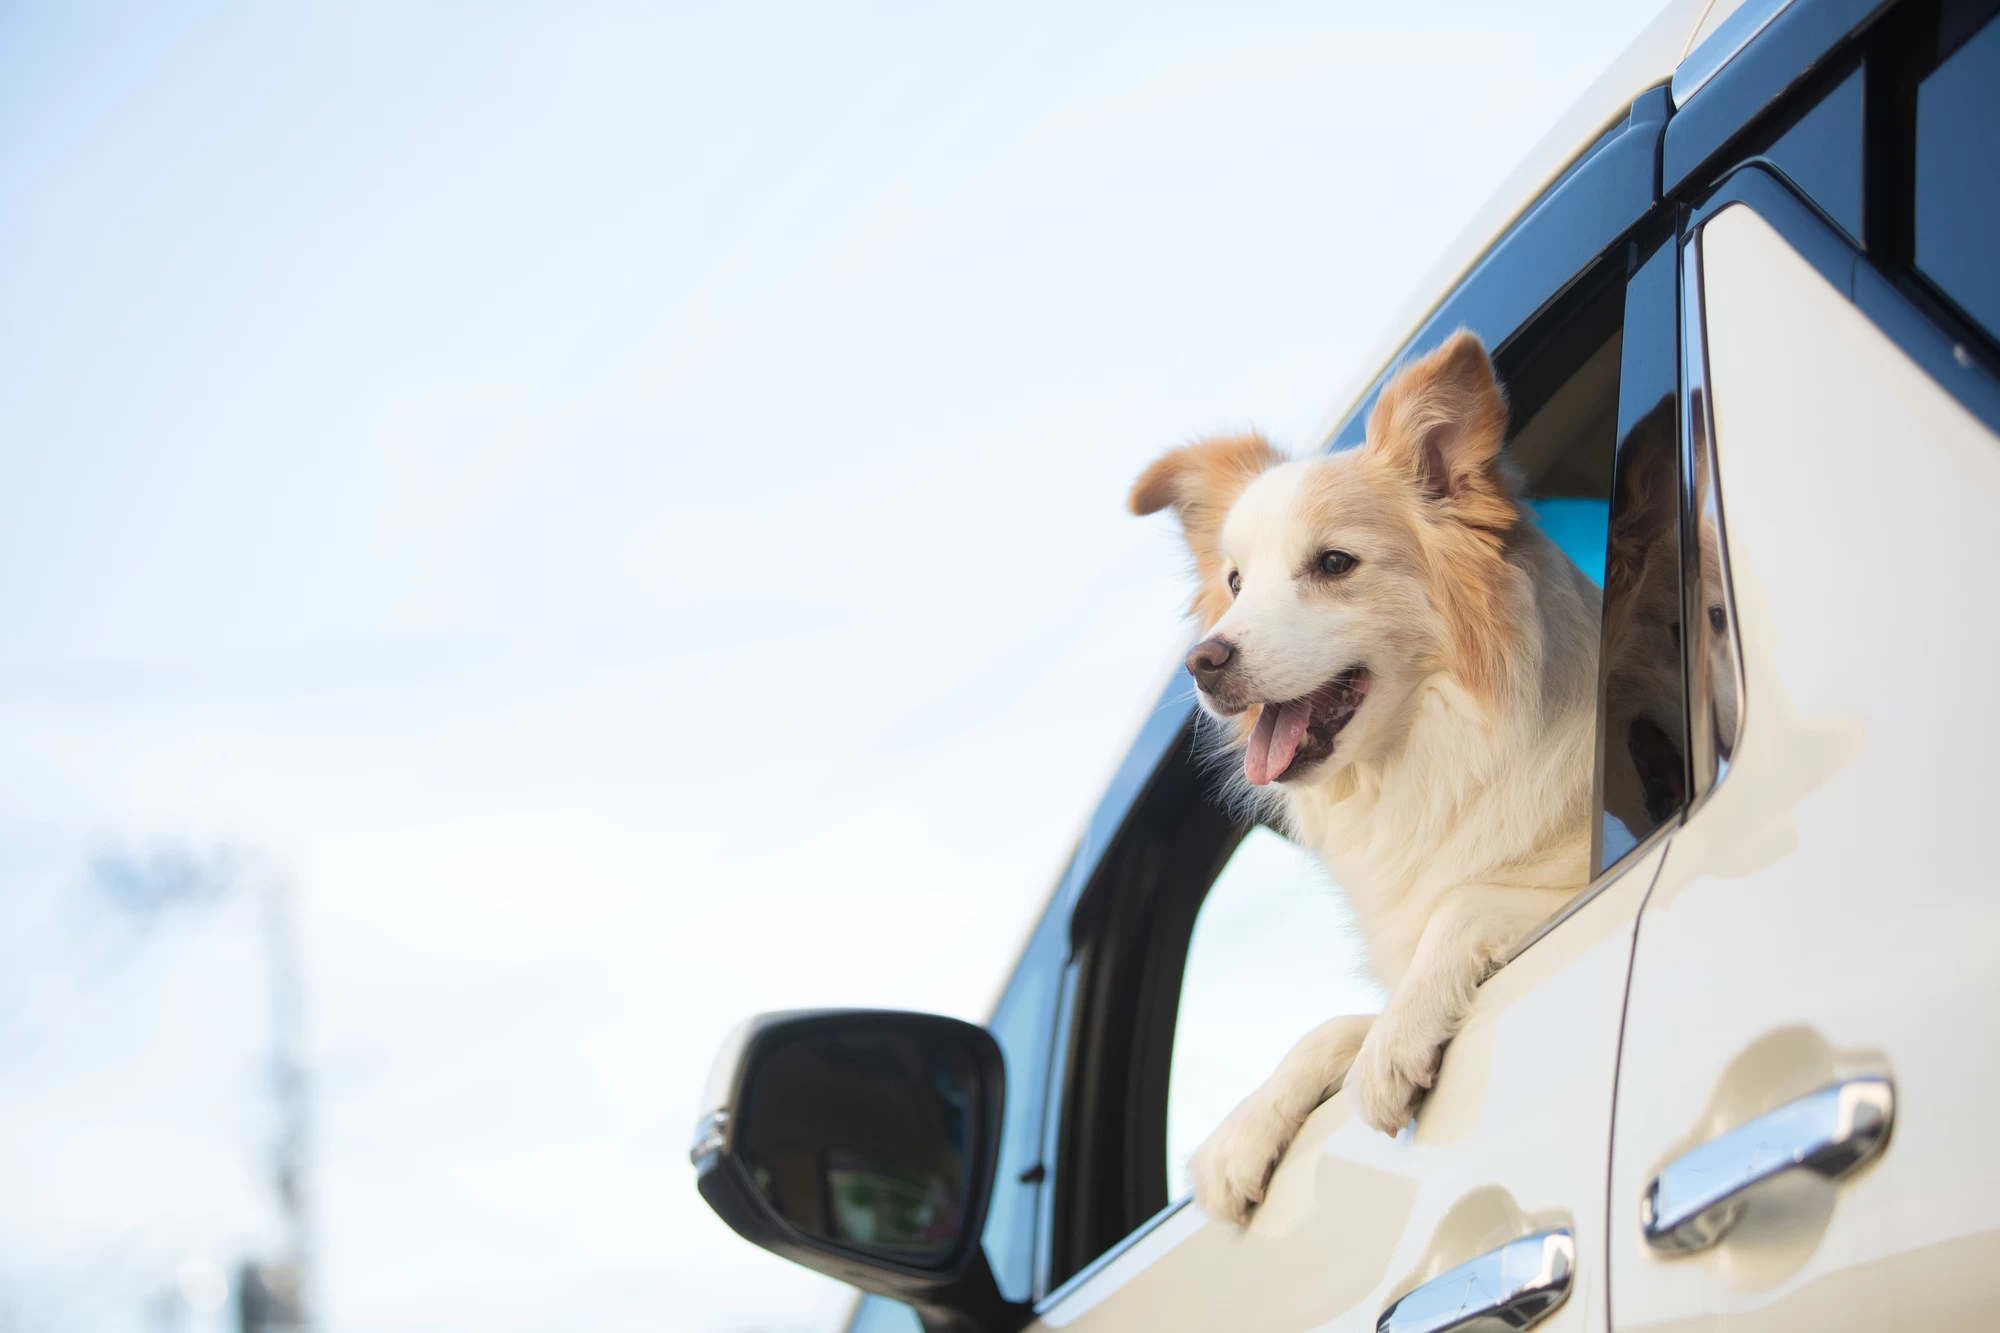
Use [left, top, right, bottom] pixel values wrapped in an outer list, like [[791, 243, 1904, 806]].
[[1525, 496, 1609, 586]]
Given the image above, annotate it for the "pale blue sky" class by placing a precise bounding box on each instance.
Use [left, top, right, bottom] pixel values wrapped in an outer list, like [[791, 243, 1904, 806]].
[[0, 3, 1660, 1329]]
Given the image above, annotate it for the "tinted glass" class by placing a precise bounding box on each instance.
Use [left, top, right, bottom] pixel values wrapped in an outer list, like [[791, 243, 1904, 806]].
[[1916, 10, 2000, 343], [846, 1295, 924, 1333], [1506, 276, 1623, 586], [980, 894, 1067, 1301], [737, 1026, 981, 1264], [1597, 240, 1686, 871], [1496, 264, 1696, 876], [1165, 826, 1384, 1193], [1765, 64, 1865, 242]]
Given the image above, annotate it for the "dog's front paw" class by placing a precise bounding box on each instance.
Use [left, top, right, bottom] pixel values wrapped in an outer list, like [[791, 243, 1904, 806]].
[[1190, 1093, 1298, 1225], [1347, 1016, 1442, 1137]]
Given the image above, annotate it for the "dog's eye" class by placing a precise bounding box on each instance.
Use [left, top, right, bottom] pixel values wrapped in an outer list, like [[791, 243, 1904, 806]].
[[1227, 570, 1242, 596], [1708, 605, 1727, 633], [1317, 549, 1357, 576]]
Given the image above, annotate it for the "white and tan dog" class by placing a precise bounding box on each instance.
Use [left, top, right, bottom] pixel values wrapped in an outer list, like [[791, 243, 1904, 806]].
[[1131, 332, 1600, 1224]]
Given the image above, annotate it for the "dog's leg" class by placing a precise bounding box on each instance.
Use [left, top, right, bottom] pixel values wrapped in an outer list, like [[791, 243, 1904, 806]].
[[1189, 1013, 1375, 1224], [1345, 885, 1570, 1136]]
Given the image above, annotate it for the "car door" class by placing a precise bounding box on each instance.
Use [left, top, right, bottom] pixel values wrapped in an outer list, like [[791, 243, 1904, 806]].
[[1010, 81, 1708, 1333], [1604, 4, 2000, 1325]]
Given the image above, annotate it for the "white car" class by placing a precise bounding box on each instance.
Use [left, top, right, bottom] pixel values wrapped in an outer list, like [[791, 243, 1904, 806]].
[[693, 0, 2000, 1328]]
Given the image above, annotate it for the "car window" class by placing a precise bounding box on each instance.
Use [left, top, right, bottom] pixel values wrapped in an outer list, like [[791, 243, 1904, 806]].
[[1492, 254, 1693, 876], [1760, 63, 1864, 242], [1159, 239, 1692, 1193], [979, 889, 1067, 1303], [1915, 6, 2000, 343], [1596, 236, 1688, 867], [843, 1293, 922, 1333], [1043, 92, 1694, 1299], [1164, 825, 1385, 1194]]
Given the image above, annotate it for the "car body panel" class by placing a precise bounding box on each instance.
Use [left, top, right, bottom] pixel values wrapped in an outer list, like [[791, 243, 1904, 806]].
[[1025, 842, 1670, 1333], [1606, 203, 2000, 1329]]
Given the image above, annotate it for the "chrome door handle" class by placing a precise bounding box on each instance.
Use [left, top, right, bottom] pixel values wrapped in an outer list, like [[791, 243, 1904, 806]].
[[1641, 1075, 1894, 1255], [1377, 1229, 1573, 1333]]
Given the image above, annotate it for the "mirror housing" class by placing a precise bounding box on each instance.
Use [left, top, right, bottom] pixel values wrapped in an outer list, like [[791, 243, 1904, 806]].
[[691, 1009, 1031, 1333]]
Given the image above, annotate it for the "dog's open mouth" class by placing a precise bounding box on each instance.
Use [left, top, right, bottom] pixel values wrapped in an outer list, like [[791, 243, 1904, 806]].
[[1244, 667, 1372, 786]]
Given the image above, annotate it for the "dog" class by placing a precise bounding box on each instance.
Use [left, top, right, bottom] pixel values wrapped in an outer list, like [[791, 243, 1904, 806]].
[[1129, 332, 1602, 1224]]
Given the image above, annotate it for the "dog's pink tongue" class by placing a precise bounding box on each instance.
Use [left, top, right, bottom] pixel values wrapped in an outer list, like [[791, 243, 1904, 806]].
[[1244, 700, 1311, 786]]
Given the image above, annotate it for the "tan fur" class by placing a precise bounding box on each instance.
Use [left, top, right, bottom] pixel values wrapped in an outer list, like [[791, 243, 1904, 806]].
[[1359, 333, 1519, 701], [1130, 433, 1286, 632]]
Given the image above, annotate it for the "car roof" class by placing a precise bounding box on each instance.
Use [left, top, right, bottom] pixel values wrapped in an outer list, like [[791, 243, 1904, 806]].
[[1306, 0, 1743, 449]]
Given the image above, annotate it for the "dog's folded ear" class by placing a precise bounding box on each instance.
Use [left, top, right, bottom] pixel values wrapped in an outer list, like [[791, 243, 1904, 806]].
[[1130, 434, 1284, 629], [1365, 330, 1511, 519], [1128, 434, 1284, 526]]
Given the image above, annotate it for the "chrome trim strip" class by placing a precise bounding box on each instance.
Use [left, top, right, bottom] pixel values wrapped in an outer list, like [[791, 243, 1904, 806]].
[[1679, 222, 1749, 821], [1672, 0, 1796, 106], [688, 1109, 728, 1166], [1033, 1195, 1192, 1316], [1681, 231, 1719, 805], [1504, 816, 1678, 966]]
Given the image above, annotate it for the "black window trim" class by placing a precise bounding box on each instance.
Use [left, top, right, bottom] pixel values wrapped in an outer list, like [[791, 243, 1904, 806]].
[[1684, 163, 2000, 439], [1662, 0, 1894, 200], [1029, 667, 1200, 1299], [1324, 86, 1670, 454], [1664, 0, 2000, 431]]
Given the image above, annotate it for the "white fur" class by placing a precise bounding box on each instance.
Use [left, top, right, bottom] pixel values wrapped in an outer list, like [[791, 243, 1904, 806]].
[[1185, 459, 1599, 1225]]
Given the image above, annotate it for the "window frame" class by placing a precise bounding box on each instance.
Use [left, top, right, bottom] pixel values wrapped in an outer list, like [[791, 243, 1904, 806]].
[[1032, 83, 1694, 1314], [1668, 0, 2000, 433]]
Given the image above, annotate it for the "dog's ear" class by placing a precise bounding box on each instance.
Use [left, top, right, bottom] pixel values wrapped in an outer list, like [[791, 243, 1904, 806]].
[[1366, 331, 1520, 700], [1364, 330, 1511, 519], [1129, 434, 1284, 627], [1129, 433, 1284, 524]]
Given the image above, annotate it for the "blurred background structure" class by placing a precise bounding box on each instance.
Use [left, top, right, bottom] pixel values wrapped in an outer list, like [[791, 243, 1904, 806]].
[[1, 2, 1661, 1328]]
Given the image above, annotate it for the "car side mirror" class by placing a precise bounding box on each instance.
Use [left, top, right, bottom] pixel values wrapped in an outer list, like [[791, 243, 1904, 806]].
[[691, 1009, 1031, 1333]]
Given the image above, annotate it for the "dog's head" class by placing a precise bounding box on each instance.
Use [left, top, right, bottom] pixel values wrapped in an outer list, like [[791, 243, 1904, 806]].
[[1130, 331, 1520, 789]]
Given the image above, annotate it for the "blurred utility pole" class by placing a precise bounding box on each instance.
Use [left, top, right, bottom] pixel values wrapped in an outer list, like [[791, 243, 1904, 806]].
[[93, 845, 313, 1332], [252, 861, 312, 1333]]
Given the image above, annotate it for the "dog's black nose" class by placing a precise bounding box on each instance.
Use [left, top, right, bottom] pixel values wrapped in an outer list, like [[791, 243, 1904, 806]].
[[1185, 636, 1235, 688]]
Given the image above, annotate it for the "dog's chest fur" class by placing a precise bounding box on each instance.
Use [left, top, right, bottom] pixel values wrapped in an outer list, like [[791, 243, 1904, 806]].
[[1282, 543, 1599, 990]]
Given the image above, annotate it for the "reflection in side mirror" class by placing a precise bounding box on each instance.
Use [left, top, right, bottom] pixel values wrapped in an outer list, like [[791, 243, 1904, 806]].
[[740, 1021, 978, 1263], [691, 1010, 1029, 1333]]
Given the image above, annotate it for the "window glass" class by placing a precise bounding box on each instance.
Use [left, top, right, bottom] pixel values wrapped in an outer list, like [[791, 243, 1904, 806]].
[[1598, 240, 1687, 870], [845, 1294, 923, 1333], [1527, 496, 1610, 585], [1764, 65, 1865, 242], [1503, 272, 1622, 613], [1916, 8, 2000, 343], [980, 888, 1067, 1302], [1164, 826, 1385, 1194], [1495, 268, 1690, 876]]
